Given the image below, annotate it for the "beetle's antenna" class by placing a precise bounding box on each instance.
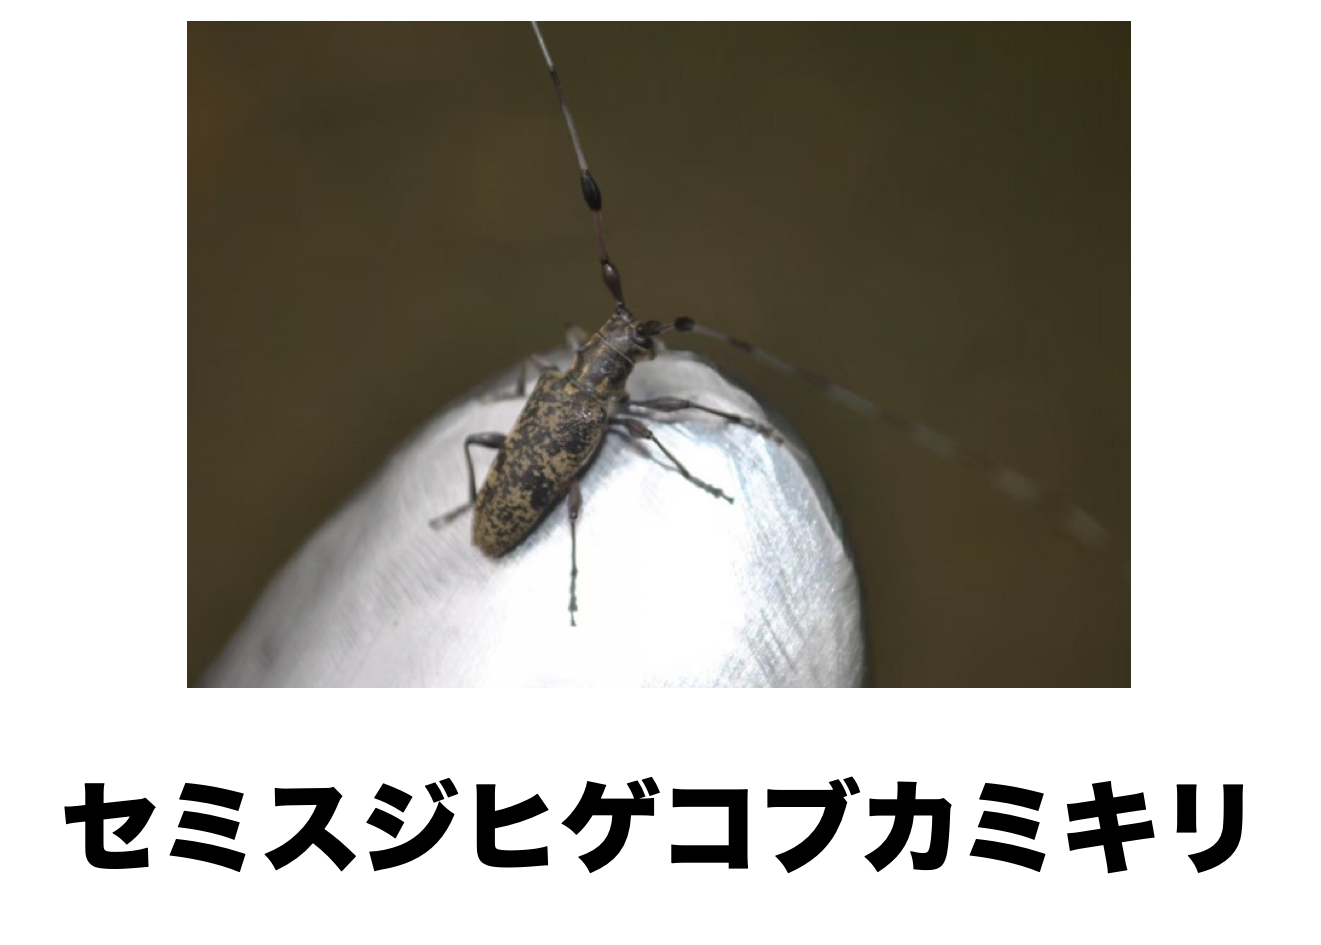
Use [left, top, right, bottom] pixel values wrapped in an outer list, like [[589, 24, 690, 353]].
[[658, 317, 1112, 551], [531, 22, 627, 315]]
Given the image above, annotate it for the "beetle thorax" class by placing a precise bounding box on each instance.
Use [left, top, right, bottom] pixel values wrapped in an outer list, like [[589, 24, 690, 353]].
[[565, 311, 657, 399]]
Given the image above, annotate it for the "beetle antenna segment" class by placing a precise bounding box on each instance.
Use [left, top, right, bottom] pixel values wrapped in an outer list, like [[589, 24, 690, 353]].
[[531, 22, 628, 315], [663, 317, 1111, 551]]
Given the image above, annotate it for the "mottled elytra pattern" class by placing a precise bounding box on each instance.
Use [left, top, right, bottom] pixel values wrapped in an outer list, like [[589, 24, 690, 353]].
[[466, 310, 664, 559], [473, 353, 610, 556]]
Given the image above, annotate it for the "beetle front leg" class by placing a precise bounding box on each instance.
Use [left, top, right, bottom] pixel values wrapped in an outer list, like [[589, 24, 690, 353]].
[[477, 356, 558, 403], [565, 323, 589, 350]]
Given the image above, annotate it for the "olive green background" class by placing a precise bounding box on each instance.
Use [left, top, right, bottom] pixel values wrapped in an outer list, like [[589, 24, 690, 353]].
[[189, 22, 1129, 686]]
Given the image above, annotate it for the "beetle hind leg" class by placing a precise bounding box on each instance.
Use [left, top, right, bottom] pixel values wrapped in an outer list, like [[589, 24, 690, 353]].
[[428, 432, 506, 529]]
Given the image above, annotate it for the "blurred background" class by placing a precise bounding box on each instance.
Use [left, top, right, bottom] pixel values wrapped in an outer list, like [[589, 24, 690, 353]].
[[189, 21, 1129, 686]]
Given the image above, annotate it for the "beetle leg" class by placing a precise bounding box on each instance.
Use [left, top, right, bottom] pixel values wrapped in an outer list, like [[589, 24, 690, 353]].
[[478, 356, 557, 403], [568, 477, 583, 626], [609, 418, 734, 504], [428, 432, 506, 528], [516, 355, 558, 396], [565, 323, 589, 350], [622, 395, 786, 446]]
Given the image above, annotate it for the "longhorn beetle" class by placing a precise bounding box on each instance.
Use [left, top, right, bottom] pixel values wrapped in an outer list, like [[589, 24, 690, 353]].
[[431, 22, 1117, 627]]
